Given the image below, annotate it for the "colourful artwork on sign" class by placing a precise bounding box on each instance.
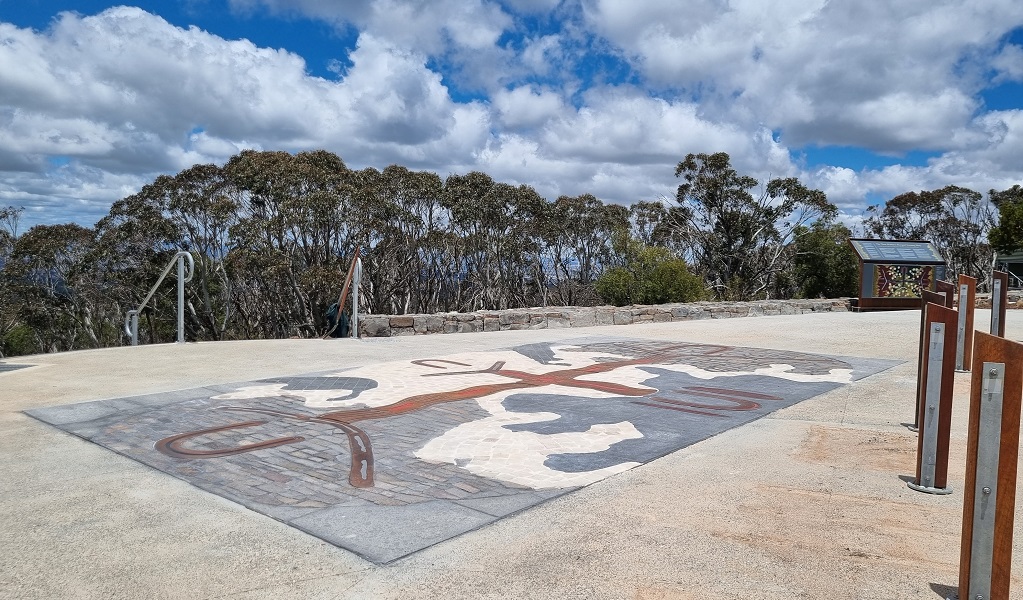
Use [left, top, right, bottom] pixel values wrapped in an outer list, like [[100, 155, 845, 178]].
[[873, 264, 934, 298]]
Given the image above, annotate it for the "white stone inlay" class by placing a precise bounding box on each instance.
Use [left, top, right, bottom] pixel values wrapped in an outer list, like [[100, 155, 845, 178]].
[[208, 343, 855, 489]]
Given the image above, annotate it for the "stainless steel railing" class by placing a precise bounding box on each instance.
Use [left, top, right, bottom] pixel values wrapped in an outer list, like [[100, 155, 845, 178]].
[[124, 251, 194, 346]]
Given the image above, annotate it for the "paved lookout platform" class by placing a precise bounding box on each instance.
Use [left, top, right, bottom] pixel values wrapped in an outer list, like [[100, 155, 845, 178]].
[[2, 310, 1022, 599]]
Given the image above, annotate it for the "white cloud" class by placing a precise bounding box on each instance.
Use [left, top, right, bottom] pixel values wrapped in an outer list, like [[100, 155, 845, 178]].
[[492, 85, 567, 129], [582, 0, 1023, 153], [0, 7, 492, 222], [0, 2, 1022, 230], [520, 34, 563, 76], [0, 164, 149, 226], [992, 44, 1023, 84], [501, 0, 563, 14]]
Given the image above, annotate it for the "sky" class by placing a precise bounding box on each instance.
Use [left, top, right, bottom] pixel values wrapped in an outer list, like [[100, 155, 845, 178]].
[[1, 1, 1022, 229]]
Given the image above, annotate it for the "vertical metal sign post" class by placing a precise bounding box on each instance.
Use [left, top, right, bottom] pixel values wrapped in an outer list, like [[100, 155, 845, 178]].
[[909, 302, 957, 494], [177, 252, 186, 343], [958, 332, 1023, 600], [991, 270, 1008, 338], [913, 290, 951, 432], [956, 274, 977, 372], [351, 256, 362, 339]]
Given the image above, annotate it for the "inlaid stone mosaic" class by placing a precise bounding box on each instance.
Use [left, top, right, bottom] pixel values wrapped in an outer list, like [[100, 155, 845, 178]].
[[27, 337, 898, 563]]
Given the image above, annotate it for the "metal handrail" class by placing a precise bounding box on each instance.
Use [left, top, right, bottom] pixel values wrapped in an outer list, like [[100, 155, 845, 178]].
[[352, 256, 362, 339], [124, 251, 194, 345]]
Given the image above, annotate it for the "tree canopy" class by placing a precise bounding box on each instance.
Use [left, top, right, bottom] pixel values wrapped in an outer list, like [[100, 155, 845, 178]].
[[1, 148, 1015, 357]]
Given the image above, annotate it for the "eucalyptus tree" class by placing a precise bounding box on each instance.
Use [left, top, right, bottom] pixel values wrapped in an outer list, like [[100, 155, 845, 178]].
[[0, 207, 23, 356], [6, 223, 104, 353], [95, 164, 239, 343], [358, 165, 446, 315], [792, 221, 859, 298], [225, 149, 358, 337], [163, 163, 238, 340], [542, 194, 629, 306], [442, 172, 545, 310], [864, 185, 994, 284], [629, 200, 668, 247], [94, 180, 182, 345], [671, 152, 835, 300], [987, 185, 1023, 256]]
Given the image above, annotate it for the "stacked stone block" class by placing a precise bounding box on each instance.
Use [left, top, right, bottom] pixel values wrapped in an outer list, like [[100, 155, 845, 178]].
[[358, 299, 850, 338]]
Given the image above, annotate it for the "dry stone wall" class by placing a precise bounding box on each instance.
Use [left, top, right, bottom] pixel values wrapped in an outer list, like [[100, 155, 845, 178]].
[[357, 299, 850, 338]]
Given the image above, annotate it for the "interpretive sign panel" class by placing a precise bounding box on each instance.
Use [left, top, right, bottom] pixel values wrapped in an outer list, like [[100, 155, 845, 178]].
[[991, 270, 1008, 338], [910, 302, 956, 494], [849, 238, 947, 311], [957, 275, 977, 371], [959, 332, 1023, 600], [849, 239, 945, 263]]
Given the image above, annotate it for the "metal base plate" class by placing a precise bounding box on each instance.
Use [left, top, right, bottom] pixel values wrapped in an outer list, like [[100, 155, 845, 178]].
[[907, 481, 953, 495]]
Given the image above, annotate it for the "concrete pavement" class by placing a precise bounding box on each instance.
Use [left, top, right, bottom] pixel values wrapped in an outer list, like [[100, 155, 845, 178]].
[[1, 310, 1021, 599]]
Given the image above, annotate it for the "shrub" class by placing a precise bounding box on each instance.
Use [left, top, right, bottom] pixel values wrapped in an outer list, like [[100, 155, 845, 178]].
[[596, 245, 705, 306]]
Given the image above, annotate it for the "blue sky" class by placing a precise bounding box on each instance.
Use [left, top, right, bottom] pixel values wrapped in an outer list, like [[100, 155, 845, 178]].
[[1, 1, 1022, 228]]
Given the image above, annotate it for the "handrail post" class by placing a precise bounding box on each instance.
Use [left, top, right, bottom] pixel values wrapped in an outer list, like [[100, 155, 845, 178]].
[[124, 310, 139, 346], [177, 253, 185, 343], [352, 257, 362, 339], [123, 250, 193, 346]]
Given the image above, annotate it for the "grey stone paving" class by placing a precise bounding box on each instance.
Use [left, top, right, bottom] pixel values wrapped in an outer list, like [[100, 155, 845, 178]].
[[0, 362, 30, 373], [26, 336, 898, 564]]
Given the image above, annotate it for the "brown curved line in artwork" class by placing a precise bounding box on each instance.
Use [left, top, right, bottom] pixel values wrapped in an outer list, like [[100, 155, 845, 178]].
[[655, 395, 760, 412], [216, 406, 375, 488], [315, 418, 374, 488], [684, 386, 783, 401], [410, 359, 472, 369], [631, 400, 726, 417], [155, 420, 305, 458], [635, 383, 788, 416]]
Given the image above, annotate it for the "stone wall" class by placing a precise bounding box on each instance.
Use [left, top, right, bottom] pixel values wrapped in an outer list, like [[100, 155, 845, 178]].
[[357, 298, 850, 338]]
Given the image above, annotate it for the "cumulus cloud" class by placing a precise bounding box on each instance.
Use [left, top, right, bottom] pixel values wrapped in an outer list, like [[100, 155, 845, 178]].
[[492, 85, 567, 129], [0, 2, 1022, 228], [992, 44, 1023, 83], [231, 0, 510, 54], [582, 0, 1023, 152], [0, 7, 492, 223]]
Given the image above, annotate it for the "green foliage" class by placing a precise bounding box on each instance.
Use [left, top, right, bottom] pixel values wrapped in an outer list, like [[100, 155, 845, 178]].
[[1, 324, 36, 357], [671, 152, 836, 300], [5, 148, 1010, 357], [988, 185, 1023, 255], [792, 222, 859, 298], [594, 267, 633, 306], [595, 242, 705, 306], [863, 185, 994, 283]]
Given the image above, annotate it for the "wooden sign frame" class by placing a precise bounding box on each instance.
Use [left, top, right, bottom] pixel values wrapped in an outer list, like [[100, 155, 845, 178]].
[[991, 270, 1008, 337], [957, 274, 977, 371], [909, 302, 957, 493], [959, 332, 1023, 599], [937, 279, 956, 307], [913, 290, 953, 431]]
